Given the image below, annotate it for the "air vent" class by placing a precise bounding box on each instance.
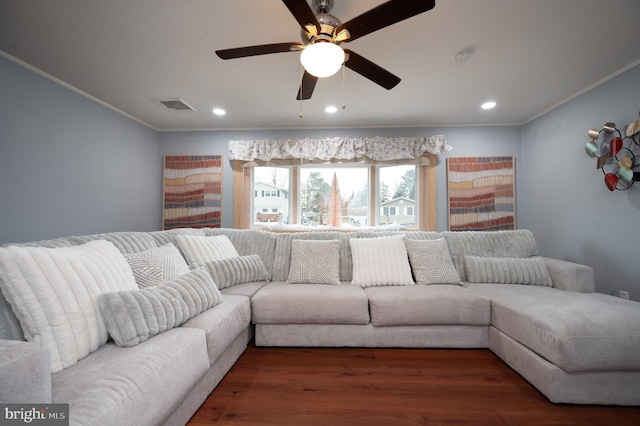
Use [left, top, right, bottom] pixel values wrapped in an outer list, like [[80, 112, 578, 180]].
[[156, 98, 196, 111]]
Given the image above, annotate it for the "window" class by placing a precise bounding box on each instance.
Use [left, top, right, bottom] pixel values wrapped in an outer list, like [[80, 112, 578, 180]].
[[234, 156, 436, 230], [300, 167, 368, 226], [381, 206, 398, 216], [252, 167, 291, 226], [379, 164, 416, 227]]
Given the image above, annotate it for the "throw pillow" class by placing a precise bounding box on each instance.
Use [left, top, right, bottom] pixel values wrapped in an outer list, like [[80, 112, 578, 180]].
[[175, 234, 239, 266], [0, 240, 138, 373], [286, 240, 341, 285], [464, 255, 553, 286], [349, 234, 414, 287], [124, 243, 190, 288], [194, 255, 270, 289], [405, 238, 461, 285], [97, 267, 223, 347]]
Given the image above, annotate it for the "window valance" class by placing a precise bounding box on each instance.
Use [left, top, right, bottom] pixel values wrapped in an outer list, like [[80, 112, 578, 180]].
[[228, 135, 451, 163]]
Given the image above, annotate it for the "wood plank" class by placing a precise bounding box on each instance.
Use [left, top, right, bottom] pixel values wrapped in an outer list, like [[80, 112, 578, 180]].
[[188, 344, 640, 425]]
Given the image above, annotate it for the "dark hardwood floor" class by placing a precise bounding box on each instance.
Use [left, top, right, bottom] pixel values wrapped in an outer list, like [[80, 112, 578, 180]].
[[188, 342, 639, 425]]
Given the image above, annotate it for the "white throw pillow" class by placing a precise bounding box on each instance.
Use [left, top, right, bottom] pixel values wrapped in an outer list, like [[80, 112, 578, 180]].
[[0, 240, 138, 373], [404, 238, 461, 285], [124, 243, 190, 288], [175, 234, 239, 266], [349, 234, 414, 287], [287, 240, 341, 285]]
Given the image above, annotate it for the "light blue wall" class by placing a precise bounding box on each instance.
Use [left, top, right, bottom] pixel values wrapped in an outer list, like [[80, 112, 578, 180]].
[[521, 64, 640, 300], [158, 126, 523, 230], [0, 55, 161, 244]]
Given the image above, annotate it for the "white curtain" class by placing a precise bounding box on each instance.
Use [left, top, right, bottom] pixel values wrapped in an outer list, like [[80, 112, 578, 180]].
[[228, 135, 451, 162]]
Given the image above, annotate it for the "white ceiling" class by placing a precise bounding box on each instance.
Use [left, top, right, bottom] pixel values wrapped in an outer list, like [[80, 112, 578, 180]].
[[1, 0, 639, 131]]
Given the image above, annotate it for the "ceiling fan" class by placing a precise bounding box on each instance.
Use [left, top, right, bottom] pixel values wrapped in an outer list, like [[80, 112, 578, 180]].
[[215, 0, 436, 101]]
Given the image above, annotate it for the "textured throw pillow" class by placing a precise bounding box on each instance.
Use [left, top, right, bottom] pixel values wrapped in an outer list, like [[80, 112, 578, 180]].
[[194, 255, 270, 289], [97, 267, 223, 347], [124, 243, 190, 288], [286, 240, 341, 285], [175, 234, 239, 266], [350, 234, 414, 287], [0, 240, 138, 373], [464, 255, 553, 286], [405, 238, 461, 285]]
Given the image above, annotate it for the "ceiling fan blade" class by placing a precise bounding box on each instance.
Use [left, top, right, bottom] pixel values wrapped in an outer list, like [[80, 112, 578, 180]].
[[343, 49, 400, 90], [335, 0, 436, 42], [216, 42, 303, 60], [282, 0, 321, 34], [296, 71, 318, 100]]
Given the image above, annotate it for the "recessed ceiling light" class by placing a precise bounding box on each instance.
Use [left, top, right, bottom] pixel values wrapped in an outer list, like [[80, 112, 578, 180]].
[[212, 108, 226, 116], [481, 101, 497, 110], [325, 106, 338, 114]]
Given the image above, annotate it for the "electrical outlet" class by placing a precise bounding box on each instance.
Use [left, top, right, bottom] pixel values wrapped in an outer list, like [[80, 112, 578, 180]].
[[619, 290, 629, 300]]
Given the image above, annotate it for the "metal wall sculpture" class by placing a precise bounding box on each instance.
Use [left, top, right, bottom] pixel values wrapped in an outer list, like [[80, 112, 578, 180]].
[[585, 118, 640, 191]]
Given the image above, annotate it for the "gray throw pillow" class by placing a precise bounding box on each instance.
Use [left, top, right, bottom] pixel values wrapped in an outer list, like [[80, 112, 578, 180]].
[[464, 255, 552, 286], [124, 243, 190, 288], [194, 255, 269, 289], [287, 240, 341, 285], [405, 238, 461, 285], [97, 268, 223, 347]]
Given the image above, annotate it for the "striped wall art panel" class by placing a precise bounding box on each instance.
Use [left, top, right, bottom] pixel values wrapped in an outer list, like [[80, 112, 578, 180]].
[[447, 156, 515, 231], [163, 155, 222, 230]]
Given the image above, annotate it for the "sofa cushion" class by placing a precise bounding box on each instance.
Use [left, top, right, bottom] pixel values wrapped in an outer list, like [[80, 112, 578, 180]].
[[220, 281, 271, 297], [0, 339, 51, 403], [466, 284, 640, 372], [443, 230, 538, 281], [405, 238, 461, 285], [286, 240, 341, 285], [195, 255, 269, 289], [124, 243, 190, 288], [350, 234, 414, 287], [72, 232, 159, 254], [148, 228, 207, 247], [51, 327, 208, 426], [251, 282, 370, 325], [0, 240, 138, 373], [204, 228, 277, 279], [176, 235, 239, 265], [97, 268, 223, 347], [365, 286, 490, 327], [182, 294, 251, 365], [465, 255, 552, 286]]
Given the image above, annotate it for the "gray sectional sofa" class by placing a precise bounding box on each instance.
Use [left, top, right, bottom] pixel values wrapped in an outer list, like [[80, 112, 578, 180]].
[[1, 228, 639, 426]]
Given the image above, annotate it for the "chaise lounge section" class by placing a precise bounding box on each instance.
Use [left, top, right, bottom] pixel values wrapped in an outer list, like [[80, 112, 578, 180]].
[[1, 227, 639, 425]]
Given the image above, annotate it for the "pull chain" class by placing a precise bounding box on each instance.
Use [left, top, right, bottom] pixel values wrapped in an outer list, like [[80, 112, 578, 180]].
[[342, 62, 346, 110], [299, 63, 304, 118]]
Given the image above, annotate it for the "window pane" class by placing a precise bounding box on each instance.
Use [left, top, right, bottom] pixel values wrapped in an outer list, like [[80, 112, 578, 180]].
[[300, 167, 368, 226], [253, 167, 290, 224], [379, 165, 416, 227]]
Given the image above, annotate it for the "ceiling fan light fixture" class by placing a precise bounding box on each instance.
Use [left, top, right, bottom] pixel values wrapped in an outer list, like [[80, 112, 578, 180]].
[[300, 42, 345, 78]]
